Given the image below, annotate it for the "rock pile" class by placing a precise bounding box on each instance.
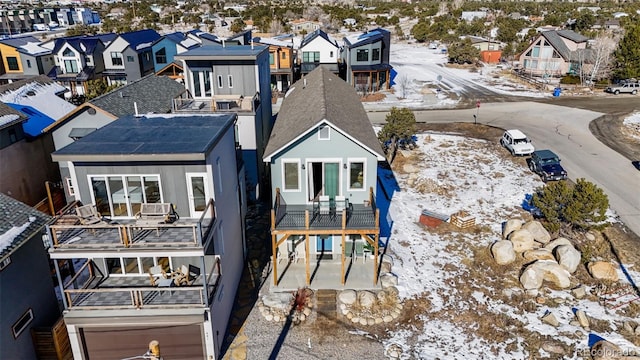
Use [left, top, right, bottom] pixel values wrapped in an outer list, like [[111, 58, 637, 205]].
[[257, 288, 314, 323]]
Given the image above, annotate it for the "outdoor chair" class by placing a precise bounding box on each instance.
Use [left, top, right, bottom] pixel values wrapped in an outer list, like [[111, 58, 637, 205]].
[[335, 195, 347, 217], [319, 195, 330, 217], [75, 204, 109, 233], [148, 265, 168, 286]]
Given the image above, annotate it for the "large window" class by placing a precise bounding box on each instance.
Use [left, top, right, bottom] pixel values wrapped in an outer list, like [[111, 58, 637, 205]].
[[63, 48, 74, 57], [372, 48, 380, 61], [283, 161, 300, 191], [12, 309, 33, 338], [192, 70, 212, 97], [111, 52, 123, 66], [90, 174, 161, 217], [348, 161, 365, 190], [356, 49, 369, 62], [6, 57, 19, 70], [64, 59, 78, 73], [302, 51, 320, 62], [269, 53, 274, 65], [106, 256, 171, 275], [155, 48, 167, 64]]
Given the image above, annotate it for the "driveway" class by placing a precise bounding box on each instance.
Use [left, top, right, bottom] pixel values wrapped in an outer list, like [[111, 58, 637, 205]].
[[367, 101, 640, 237]]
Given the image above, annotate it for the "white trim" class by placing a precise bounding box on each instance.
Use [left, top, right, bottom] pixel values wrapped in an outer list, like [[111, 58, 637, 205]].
[[317, 124, 330, 140], [68, 162, 81, 201], [186, 172, 210, 218], [50, 249, 204, 259], [263, 119, 385, 162], [87, 174, 163, 218], [281, 159, 301, 192], [12, 308, 33, 338], [304, 157, 343, 203], [346, 158, 367, 191], [65, 177, 76, 196]]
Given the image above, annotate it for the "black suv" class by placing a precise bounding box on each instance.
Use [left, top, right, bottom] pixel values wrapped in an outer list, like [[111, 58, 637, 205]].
[[528, 150, 567, 182]]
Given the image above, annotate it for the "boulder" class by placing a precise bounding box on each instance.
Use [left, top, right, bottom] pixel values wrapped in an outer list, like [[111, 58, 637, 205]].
[[588, 262, 619, 281], [262, 292, 292, 310], [590, 340, 621, 360], [377, 291, 388, 303], [541, 311, 559, 327], [521, 260, 572, 290], [523, 221, 552, 244], [491, 240, 516, 265], [541, 342, 565, 355], [503, 219, 523, 239], [555, 245, 581, 274], [380, 273, 399, 289], [357, 291, 376, 308], [523, 248, 555, 262], [338, 290, 357, 305], [381, 254, 394, 267], [385, 286, 400, 299], [381, 261, 392, 274], [575, 309, 590, 330], [571, 285, 587, 299], [544, 237, 573, 252], [520, 265, 544, 290], [509, 229, 537, 252], [383, 315, 393, 323]]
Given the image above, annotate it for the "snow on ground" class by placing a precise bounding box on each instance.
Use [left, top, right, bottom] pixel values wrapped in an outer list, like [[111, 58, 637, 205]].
[[379, 133, 640, 359], [622, 113, 640, 140]]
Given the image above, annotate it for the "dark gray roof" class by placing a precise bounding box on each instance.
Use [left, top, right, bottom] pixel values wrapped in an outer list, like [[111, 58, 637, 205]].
[[0, 193, 51, 261], [0, 102, 27, 130], [540, 30, 589, 60], [52, 113, 237, 162], [175, 44, 267, 60], [557, 29, 589, 43], [263, 66, 384, 161], [89, 75, 186, 117]]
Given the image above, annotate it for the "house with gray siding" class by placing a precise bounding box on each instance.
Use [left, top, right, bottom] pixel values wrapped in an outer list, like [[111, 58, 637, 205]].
[[0, 193, 60, 359], [518, 30, 590, 77], [102, 29, 161, 85], [340, 28, 392, 93], [0, 35, 55, 84], [263, 66, 384, 290], [174, 44, 273, 204], [47, 113, 245, 360]]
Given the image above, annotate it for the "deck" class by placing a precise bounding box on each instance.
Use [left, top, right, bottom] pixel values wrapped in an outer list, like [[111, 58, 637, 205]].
[[271, 258, 380, 291], [273, 204, 377, 230]]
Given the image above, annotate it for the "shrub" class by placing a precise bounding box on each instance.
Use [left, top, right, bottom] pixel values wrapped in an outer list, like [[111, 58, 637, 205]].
[[560, 75, 581, 84]]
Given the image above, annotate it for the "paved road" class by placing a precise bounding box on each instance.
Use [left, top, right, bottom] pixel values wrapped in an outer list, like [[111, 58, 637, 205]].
[[367, 101, 640, 237]]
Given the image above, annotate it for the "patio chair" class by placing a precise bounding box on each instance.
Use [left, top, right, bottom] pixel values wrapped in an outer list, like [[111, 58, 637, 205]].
[[335, 195, 346, 216], [354, 242, 366, 264], [75, 204, 106, 226], [319, 195, 330, 216], [148, 265, 168, 286], [175, 264, 200, 286]]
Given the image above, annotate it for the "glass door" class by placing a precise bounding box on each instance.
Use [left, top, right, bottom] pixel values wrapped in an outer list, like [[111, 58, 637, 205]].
[[316, 235, 333, 260], [324, 163, 339, 200], [89, 175, 162, 218], [186, 173, 209, 218]]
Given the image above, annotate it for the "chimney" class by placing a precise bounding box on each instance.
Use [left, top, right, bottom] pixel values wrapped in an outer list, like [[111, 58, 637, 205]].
[[222, 39, 225, 47], [303, 78, 306, 88]]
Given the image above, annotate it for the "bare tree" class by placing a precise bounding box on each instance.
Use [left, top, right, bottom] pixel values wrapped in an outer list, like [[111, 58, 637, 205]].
[[304, 6, 324, 22], [437, 2, 448, 16], [269, 19, 284, 34], [586, 33, 618, 86], [395, 74, 412, 99]]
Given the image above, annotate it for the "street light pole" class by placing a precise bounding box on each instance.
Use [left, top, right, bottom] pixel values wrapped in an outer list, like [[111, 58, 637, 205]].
[[475, 100, 480, 124]]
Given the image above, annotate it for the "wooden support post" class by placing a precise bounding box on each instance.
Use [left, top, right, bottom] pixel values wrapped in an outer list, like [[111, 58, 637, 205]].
[[271, 209, 278, 286], [45, 181, 54, 216], [374, 209, 380, 285], [341, 232, 345, 285], [305, 210, 310, 286]]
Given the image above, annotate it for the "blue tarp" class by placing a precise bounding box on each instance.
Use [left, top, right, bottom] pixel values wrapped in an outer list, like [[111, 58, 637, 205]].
[[389, 68, 398, 87], [7, 103, 55, 138]]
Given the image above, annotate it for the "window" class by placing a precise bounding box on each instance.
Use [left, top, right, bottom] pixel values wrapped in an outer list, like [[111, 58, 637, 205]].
[[12, 309, 33, 338], [64, 59, 78, 73], [111, 52, 123, 66], [356, 49, 369, 61], [26, 59, 31, 68], [281, 52, 286, 60], [302, 51, 320, 62], [144, 52, 150, 61], [65, 177, 76, 196], [126, 55, 134, 62], [349, 161, 364, 189], [217, 75, 223, 88], [531, 46, 540, 57], [318, 125, 330, 140], [269, 53, 274, 65], [330, 51, 333, 57], [62, 48, 74, 57], [7, 57, 19, 70], [228, 75, 233, 88], [282, 161, 300, 191], [372, 48, 380, 61], [155, 48, 167, 64], [8, 129, 17, 143]]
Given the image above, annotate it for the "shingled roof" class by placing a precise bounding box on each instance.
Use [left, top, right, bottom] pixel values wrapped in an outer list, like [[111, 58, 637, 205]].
[[263, 66, 384, 161], [89, 75, 186, 117], [0, 193, 51, 261], [540, 30, 589, 60]]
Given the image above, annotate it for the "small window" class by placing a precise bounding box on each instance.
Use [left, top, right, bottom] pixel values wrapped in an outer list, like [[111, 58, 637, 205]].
[[228, 75, 233, 88], [372, 48, 380, 61], [330, 51, 334, 57], [126, 55, 134, 62], [65, 177, 76, 196], [318, 125, 330, 140], [8, 128, 17, 143], [216, 157, 223, 191], [63, 48, 74, 57], [217, 75, 223, 88], [356, 49, 368, 61], [269, 53, 274, 65], [349, 162, 364, 189], [283, 161, 300, 191], [26, 59, 31, 68], [7, 57, 19, 70], [12, 309, 33, 339], [281, 52, 286, 60], [155, 48, 167, 64], [111, 52, 123, 66]]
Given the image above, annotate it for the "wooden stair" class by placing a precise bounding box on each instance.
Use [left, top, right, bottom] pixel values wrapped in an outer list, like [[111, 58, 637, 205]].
[[315, 289, 337, 317]]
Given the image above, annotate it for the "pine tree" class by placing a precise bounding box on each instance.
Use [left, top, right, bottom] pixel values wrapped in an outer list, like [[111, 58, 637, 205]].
[[563, 178, 609, 230], [532, 181, 572, 233], [613, 24, 640, 80], [377, 107, 416, 164]]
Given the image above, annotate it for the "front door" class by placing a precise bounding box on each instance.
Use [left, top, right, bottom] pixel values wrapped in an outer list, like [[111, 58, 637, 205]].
[[308, 161, 340, 201], [316, 235, 333, 260], [186, 173, 209, 218]]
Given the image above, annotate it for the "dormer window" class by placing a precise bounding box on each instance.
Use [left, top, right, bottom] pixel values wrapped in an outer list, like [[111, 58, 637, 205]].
[[63, 48, 74, 57]]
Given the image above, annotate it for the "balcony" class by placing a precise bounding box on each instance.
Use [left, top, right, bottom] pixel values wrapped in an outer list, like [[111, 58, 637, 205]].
[[271, 188, 379, 232], [62, 257, 221, 310], [47, 200, 216, 251], [173, 93, 258, 113]]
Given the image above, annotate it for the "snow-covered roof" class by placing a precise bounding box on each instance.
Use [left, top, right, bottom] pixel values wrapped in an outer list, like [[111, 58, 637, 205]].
[[252, 37, 293, 48], [19, 41, 51, 56], [0, 80, 75, 121], [135, 41, 153, 50], [0, 193, 51, 261]]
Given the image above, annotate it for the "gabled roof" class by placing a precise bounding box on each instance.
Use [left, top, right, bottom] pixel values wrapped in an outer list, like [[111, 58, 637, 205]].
[[52, 113, 237, 162], [263, 66, 384, 161], [0, 36, 51, 56], [52, 34, 114, 54], [540, 30, 589, 60], [556, 29, 589, 43], [89, 75, 186, 118], [0, 75, 75, 122], [43, 102, 114, 133], [159, 32, 200, 50], [300, 29, 338, 49], [0, 102, 27, 130], [0, 193, 51, 262], [343, 28, 389, 48], [118, 29, 161, 52], [252, 37, 293, 48], [187, 29, 220, 43], [0, 35, 41, 48]]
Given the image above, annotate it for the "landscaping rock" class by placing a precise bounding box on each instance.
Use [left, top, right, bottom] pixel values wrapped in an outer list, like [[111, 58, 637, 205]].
[[523, 248, 555, 262], [571, 285, 587, 299], [523, 220, 551, 244], [262, 292, 292, 310], [375, 317, 383, 324], [492, 240, 516, 265], [575, 309, 590, 331], [377, 291, 388, 303], [357, 291, 376, 308], [541, 341, 565, 354], [555, 245, 581, 274], [544, 237, 573, 252], [380, 273, 399, 289], [338, 290, 357, 305], [509, 229, 537, 252], [503, 219, 523, 239], [521, 260, 572, 290], [588, 261, 619, 281], [541, 311, 559, 327], [590, 340, 621, 360], [385, 286, 400, 299], [359, 318, 368, 326], [383, 315, 393, 323], [520, 265, 544, 290]]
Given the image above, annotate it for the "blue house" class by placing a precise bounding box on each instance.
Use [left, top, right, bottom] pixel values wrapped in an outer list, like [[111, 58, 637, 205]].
[[151, 32, 201, 73], [263, 66, 384, 289]]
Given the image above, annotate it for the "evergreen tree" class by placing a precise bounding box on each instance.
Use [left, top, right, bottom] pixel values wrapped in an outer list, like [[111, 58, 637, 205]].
[[563, 178, 609, 230], [532, 180, 572, 233], [377, 107, 416, 164], [447, 38, 480, 64], [613, 24, 640, 80]]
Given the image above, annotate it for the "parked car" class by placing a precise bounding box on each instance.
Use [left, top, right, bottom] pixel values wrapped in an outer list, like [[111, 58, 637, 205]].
[[528, 150, 568, 182], [633, 160, 640, 171], [500, 129, 535, 156], [605, 81, 640, 95]]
